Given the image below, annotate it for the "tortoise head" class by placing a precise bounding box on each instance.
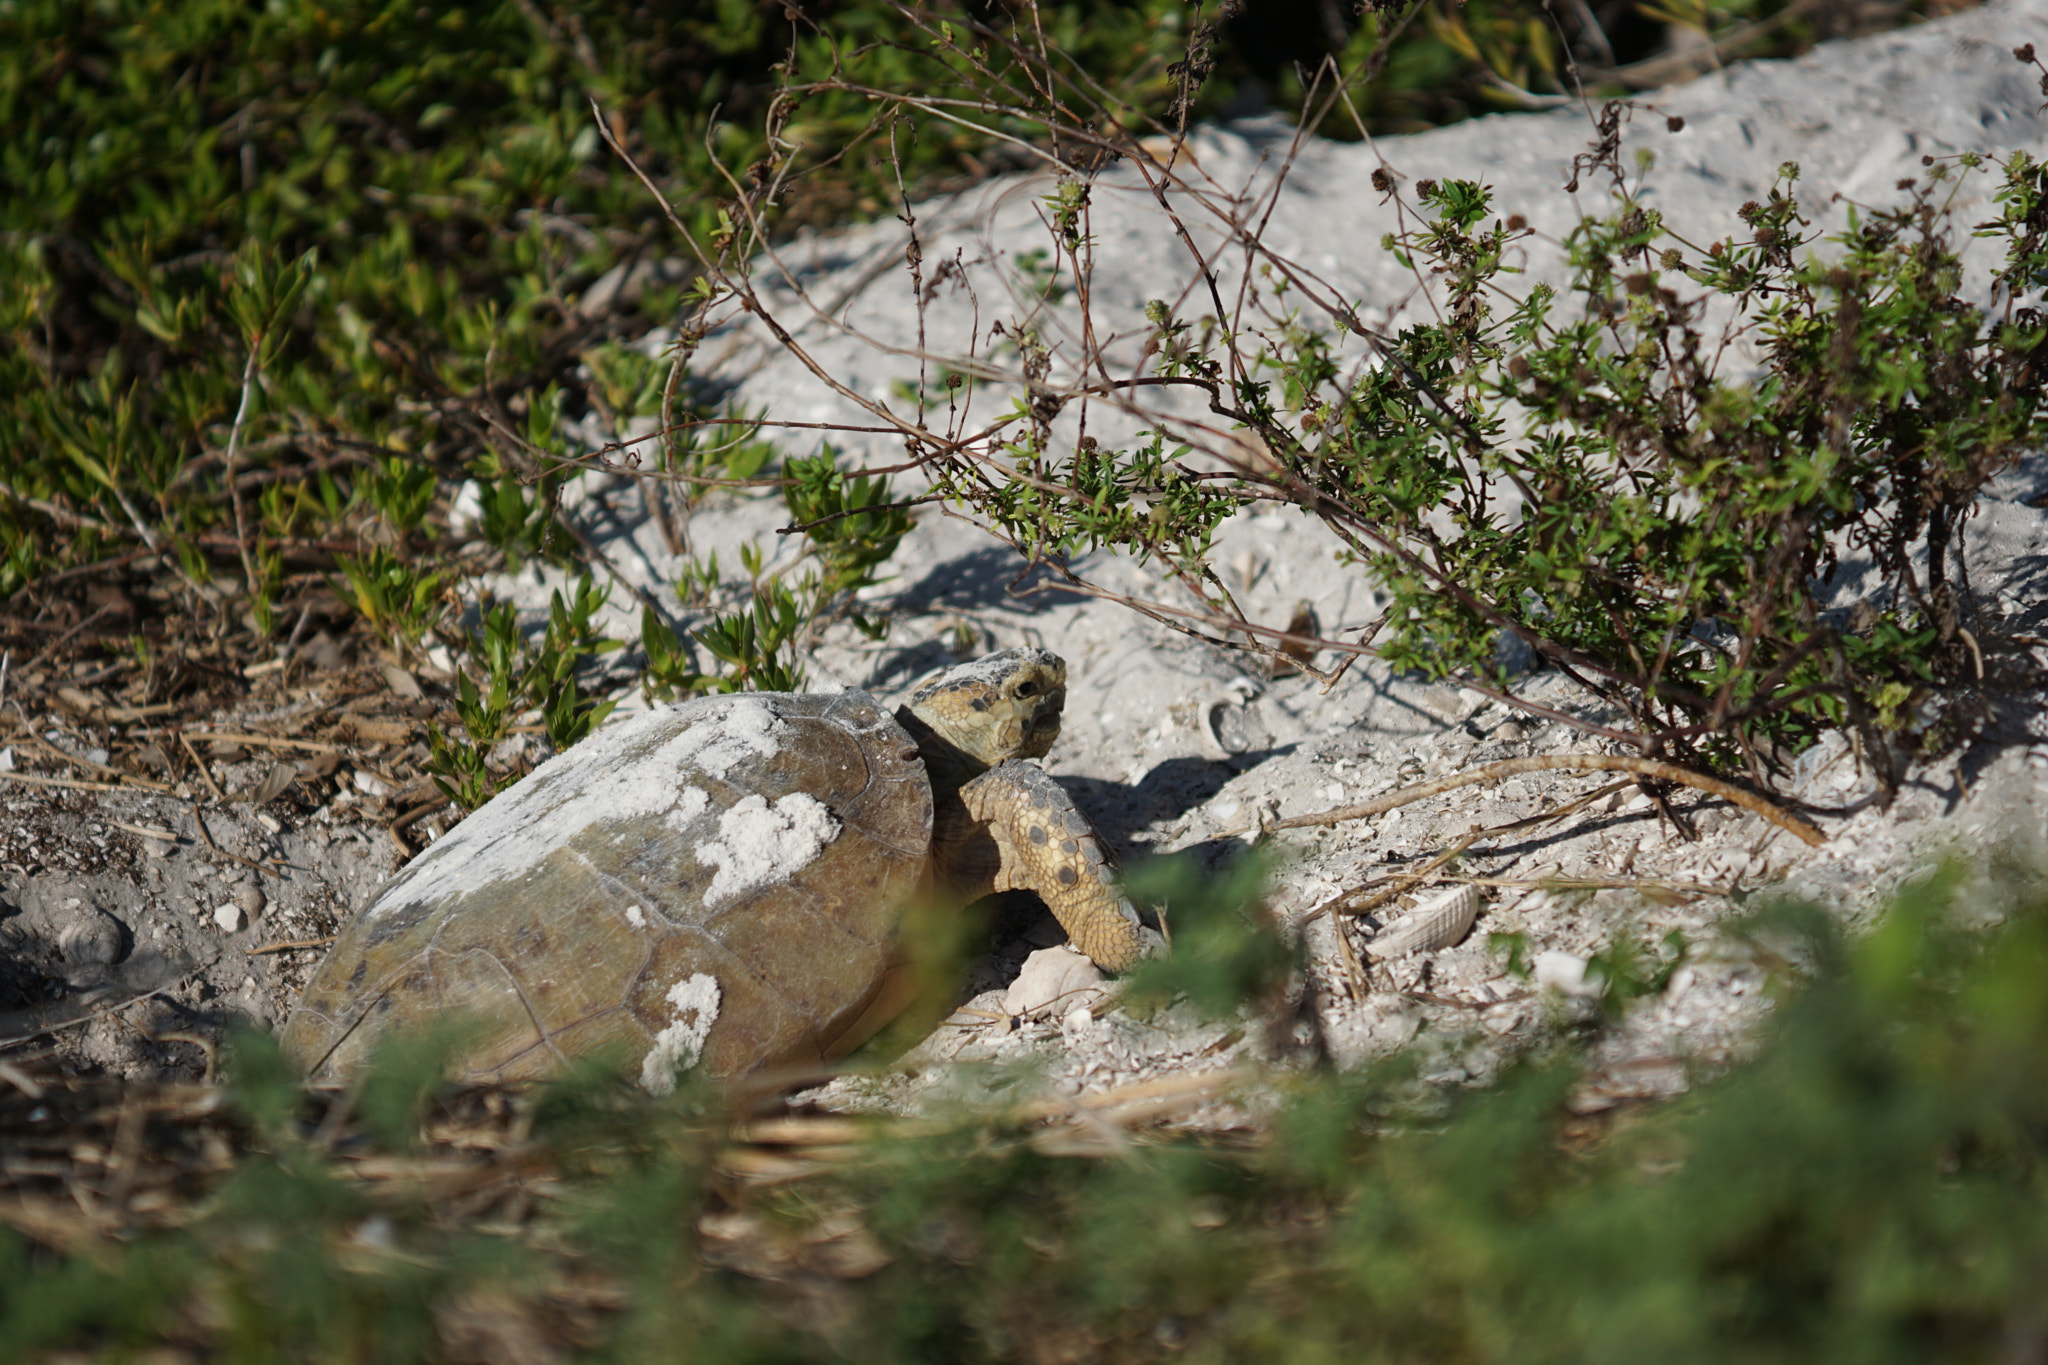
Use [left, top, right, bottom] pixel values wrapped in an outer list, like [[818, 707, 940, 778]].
[[898, 648, 1067, 786]]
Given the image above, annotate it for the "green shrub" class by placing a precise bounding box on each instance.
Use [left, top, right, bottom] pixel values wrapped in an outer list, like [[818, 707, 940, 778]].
[[710, 32, 2044, 786]]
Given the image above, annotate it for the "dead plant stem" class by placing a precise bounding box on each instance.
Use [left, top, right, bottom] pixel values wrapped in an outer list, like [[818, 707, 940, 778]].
[[225, 344, 263, 602], [1264, 755, 1826, 847]]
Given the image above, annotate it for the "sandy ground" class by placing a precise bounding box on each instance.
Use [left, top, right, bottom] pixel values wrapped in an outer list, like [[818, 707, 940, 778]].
[[6, 0, 2048, 1118]]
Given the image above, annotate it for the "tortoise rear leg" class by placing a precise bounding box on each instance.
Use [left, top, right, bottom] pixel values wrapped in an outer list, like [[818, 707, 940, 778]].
[[940, 760, 1147, 972]]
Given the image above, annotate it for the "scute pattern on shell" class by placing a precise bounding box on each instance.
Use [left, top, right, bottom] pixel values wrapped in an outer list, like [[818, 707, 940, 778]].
[[280, 689, 931, 1085]]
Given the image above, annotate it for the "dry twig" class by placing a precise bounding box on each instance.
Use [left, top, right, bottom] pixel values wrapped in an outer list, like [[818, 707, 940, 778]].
[[1255, 755, 1826, 847]]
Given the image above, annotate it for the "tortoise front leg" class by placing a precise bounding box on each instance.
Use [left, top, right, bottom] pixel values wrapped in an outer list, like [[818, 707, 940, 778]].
[[939, 760, 1147, 972]]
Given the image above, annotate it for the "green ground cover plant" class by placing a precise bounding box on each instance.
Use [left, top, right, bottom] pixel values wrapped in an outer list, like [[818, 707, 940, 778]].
[[2, 0, 1882, 755], [0, 0, 1217, 736]]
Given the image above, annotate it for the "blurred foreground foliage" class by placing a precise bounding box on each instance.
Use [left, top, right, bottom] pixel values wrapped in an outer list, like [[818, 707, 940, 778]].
[[5, 874, 2048, 1362]]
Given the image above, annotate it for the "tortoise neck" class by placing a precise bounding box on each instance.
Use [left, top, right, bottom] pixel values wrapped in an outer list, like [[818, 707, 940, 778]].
[[895, 704, 991, 803]]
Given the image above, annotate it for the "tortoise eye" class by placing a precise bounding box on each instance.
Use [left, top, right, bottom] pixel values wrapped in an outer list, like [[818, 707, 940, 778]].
[[1014, 681, 1036, 697]]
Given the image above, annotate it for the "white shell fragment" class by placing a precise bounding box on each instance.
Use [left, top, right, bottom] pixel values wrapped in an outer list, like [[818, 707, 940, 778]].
[[1535, 951, 1606, 999], [1367, 884, 1483, 959], [1003, 946, 1106, 1018]]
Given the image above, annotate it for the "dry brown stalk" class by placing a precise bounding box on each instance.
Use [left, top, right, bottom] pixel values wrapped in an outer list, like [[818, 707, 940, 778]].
[[1012, 1067, 1253, 1126], [176, 729, 342, 753], [343, 1155, 519, 1206], [13, 728, 125, 777], [176, 731, 229, 803], [0, 1079, 238, 1249], [246, 936, 336, 956], [184, 803, 282, 876], [0, 770, 141, 794], [1441, 874, 1737, 895], [224, 345, 263, 604], [388, 796, 453, 858], [1326, 829, 1487, 927], [734, 1116, 873, 1147], [0, 984, 187, 1050], [21, 602, 113, 673], [0, 1194, 104, 1255], [0, 1056, 1261, 1270], [0, 1058, 45, 1099], [1308, 776, 1636, 929], [107, 818, 179, 842], [1330, 913, 1371, 1000], [1262, 755, 1826, 847], [716, 1147, 834, 1185]]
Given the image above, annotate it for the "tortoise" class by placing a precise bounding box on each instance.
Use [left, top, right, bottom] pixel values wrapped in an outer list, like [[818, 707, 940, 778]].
[[279, 647, 1147, 1090]]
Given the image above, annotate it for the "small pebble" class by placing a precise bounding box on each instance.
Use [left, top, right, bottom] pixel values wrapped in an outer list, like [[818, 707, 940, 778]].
[[1534, 950, 1603, 998], [213, 903, 247, 933], [1005, 946, 1104, 1016], [235, 883, 266, 919]]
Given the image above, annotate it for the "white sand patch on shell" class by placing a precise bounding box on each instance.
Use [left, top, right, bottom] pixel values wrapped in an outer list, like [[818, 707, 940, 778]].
[[663, 698, 782, 779], [698, 793, 841, 908], [364, 698, 786, 921], [625, 905, 647, 928], [641, 973, 721, 1094], [665, 786, 710, 833], [608, 700, 780, 814]]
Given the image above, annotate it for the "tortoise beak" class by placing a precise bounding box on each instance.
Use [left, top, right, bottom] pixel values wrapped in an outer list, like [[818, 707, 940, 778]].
[[1023, 687, 1065, 748]]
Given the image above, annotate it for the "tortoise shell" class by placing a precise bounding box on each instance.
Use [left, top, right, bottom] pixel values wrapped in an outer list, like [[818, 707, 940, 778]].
[[279, 688, 931, 1089]]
